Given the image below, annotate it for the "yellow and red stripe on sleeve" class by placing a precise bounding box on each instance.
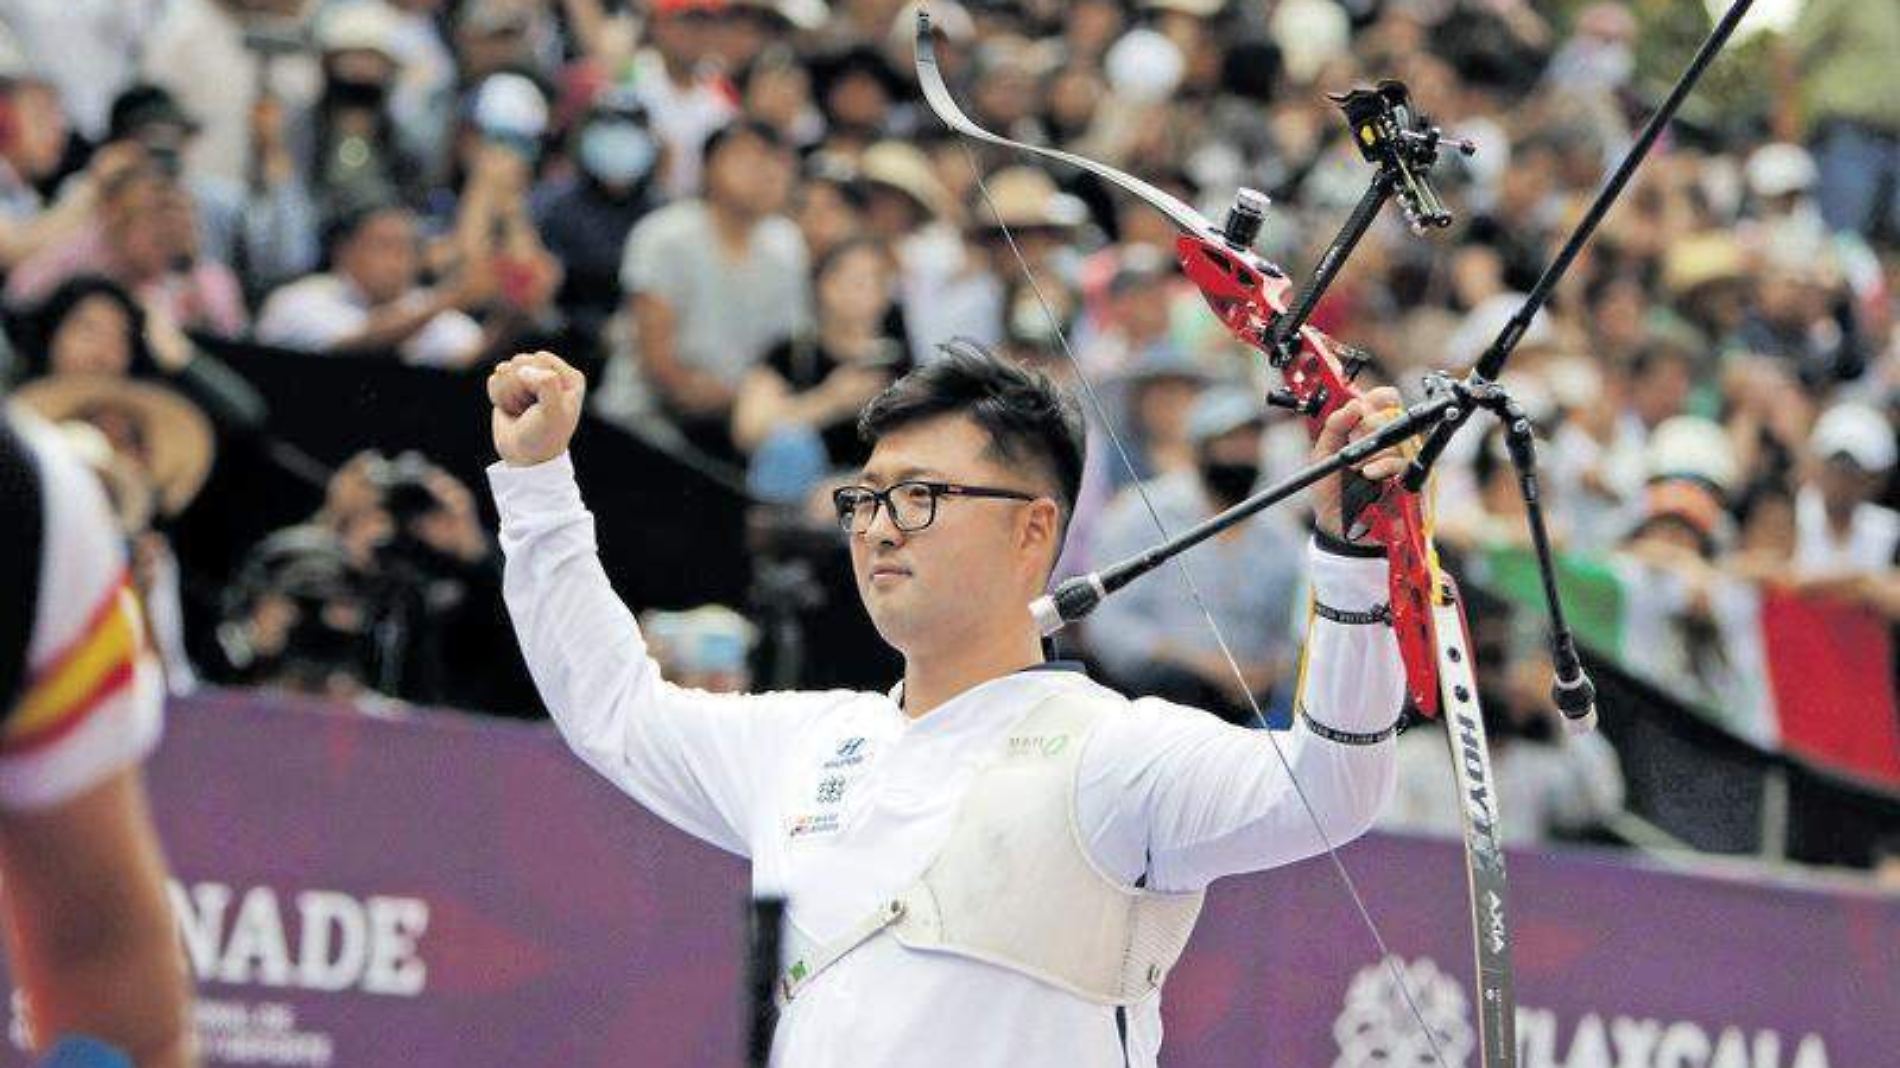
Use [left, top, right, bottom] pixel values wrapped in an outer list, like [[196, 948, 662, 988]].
[[3, 570, 143, 756]]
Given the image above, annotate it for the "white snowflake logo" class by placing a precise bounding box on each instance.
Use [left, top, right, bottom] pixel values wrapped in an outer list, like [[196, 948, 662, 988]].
[[1332, 956, 1476, 1067]]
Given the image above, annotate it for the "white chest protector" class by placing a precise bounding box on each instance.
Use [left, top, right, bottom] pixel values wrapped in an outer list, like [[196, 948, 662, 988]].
[[779, 688, 1205, 1006]]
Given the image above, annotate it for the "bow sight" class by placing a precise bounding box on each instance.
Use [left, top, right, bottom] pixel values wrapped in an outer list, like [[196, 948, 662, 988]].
[[1332, 80, 1474, 231], [1252, 79, 1471, 376]]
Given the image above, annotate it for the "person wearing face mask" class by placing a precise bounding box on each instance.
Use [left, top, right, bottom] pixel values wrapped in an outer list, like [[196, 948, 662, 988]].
[[532, 90, 664, 344], [1085, 387, 1306, 725], [301, 3, 426, 217]]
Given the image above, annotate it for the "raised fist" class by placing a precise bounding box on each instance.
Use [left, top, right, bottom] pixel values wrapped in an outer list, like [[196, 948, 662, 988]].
[[489, 351, 586, 467]]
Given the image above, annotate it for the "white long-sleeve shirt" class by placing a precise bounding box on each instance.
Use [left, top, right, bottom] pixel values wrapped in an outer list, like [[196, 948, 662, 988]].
[[490, 454, 1404, 1068]]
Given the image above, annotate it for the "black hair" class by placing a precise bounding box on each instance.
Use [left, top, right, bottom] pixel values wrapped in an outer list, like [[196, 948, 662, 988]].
[[701, 118, 787, 166], [1627, 335, 1701, 380], [8, 274, 156, 382], [800, 156, 871, 211], [858, 339, 1086, 526], [1732, 476, 1795, 529], [318, 194, 408, 267], [812, 234, 888, 285]]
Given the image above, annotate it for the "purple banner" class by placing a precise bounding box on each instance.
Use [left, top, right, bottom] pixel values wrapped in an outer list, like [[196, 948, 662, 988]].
[[2, 692, 1893, 1066]]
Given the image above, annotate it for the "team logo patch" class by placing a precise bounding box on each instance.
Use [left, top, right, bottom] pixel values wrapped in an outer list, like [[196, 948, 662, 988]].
[[788, 813, 841, 839]]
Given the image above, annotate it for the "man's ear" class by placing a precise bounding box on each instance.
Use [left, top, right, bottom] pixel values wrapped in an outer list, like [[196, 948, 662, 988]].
[[1020, 497, 1064, 568]]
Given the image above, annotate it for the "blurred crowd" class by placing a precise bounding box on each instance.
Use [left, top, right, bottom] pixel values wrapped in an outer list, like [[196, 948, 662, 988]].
[[1, 0, 1897, 852]]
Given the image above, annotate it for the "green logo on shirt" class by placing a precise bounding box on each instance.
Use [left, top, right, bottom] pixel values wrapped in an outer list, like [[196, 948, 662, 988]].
[[1007, 734, 1070, 758]]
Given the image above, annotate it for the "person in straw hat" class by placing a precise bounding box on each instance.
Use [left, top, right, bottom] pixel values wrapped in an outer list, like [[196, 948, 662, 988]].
[[13, 374, 217, 697]]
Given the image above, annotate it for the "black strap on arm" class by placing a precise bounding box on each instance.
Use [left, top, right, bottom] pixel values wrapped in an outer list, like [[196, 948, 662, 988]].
[[0, 413, 46, 720]]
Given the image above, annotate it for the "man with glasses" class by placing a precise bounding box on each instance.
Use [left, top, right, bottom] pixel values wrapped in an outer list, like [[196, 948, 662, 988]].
[[485, 341, 1406, 1067]]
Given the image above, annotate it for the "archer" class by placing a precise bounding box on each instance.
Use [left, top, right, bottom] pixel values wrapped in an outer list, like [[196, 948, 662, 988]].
[[485, 341, 1408, 1066]]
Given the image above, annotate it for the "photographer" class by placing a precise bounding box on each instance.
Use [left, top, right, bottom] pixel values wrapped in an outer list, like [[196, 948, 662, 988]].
[[5, 158, 248, 338], [216, 451, 496, 707], [434, 73, 565, 353], [103, 83, 319, 295]]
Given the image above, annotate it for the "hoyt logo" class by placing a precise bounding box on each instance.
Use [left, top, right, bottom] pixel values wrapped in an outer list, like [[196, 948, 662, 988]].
[[168, 881, 429, 996], [1334, 958, 1833, 1068], [1453, 710, 1500, 857]]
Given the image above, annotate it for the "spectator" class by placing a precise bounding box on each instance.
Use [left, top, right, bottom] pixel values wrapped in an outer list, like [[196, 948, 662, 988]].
[[1662, 233, 1752, 347], [1610, 421, 1770, 722], [8, 274, 265, 435], [12, 375, 216, 695], [533, 89, 664, 342], [1741, 143, 1828, 257], [214, 451, 495, 706], [451, 0, 554, 89], [790, 153, 870, 262], [214, 525, 384, 702], [1081, 244, 1192, 381], [905, 164, 1084, 358], [733, 235, 910, 498], [437, 77, 566, 346], [1384, 608, 1625, 846], [0, 0, 153, 139], [384, 0, 461, 186], [304, 2, 427, 216], [103, 83, 319, 294], [630, 0, 741, 200], [256, 199, 493, 368], [737, 42, 825, 151], [0, 72, 105, 272], [1731, 476, 1799, 583], [1785, 0, 1900, 241], [1795, 402, 1900, 580], [1107, 345, 1210, 490], [809, 43, 906, 153], [1086, 387, 1303, 725], [6, 160, 248, 338], [1726, 246, 1866, 389], [640, 605, 758, 692], [855, 140, 961, 355], [140, 0, 324, 191], [609, 118, 807, 454]]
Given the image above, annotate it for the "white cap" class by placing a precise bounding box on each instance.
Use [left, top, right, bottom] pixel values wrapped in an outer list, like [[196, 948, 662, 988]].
[[319, 2, 402, 59], [1811, 403, 1897, 472], [1272, 0, 1350, 84], [473, 73, 548, 141], [1104, 29, 1184, 105], [1746, 143, 1818, 200], [1646, 416, 1738, 492]]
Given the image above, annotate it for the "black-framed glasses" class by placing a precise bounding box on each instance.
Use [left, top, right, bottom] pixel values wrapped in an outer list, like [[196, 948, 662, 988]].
[[832, 480, 1039, 535]]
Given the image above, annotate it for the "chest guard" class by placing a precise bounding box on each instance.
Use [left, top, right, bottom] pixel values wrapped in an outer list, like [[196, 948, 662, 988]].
[[780, 689, 1205, 1006]]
